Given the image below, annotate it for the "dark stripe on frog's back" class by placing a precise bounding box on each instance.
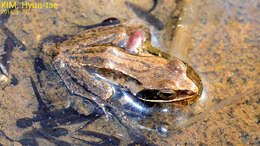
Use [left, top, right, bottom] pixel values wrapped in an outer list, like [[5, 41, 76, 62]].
[[58, 24, 146, 54], [60, 33, 117, 55], [68, 46, 152, 74], [66, 51, 143, 88], [70, 45, 108, 54], [105, 48, 152, 73], [58, 24, 124, 49], [68, 55, 105, 65], [67, 40, 115, 56], [87, 66, 142, 88]]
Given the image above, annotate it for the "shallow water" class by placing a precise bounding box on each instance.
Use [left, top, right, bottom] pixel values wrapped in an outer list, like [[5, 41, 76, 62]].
[[0, 0, 259, 145]]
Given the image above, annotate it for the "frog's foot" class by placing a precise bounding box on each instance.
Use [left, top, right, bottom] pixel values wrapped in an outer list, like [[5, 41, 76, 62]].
[[88, 96, 113, 121], [100, 105, 113, 121]]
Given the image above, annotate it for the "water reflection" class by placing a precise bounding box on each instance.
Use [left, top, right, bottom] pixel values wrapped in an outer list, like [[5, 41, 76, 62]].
[[14, 77, 158, 145]]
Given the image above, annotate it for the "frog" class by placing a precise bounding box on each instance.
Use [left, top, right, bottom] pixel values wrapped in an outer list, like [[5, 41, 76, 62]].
[[42, 19, 202, 117]]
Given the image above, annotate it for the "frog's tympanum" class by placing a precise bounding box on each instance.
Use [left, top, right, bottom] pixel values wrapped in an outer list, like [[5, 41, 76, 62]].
[[44, 19, 202, 115]]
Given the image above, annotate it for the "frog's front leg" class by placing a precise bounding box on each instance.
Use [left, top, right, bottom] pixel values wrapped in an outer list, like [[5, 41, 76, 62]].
[[53, 57, 114, 118]]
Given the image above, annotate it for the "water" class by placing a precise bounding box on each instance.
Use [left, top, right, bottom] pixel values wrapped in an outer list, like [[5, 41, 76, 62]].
[[0, 0, 259, 145]]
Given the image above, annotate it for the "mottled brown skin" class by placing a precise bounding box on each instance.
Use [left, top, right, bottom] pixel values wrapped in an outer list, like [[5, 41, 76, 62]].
[[51, 22, 200, 104]]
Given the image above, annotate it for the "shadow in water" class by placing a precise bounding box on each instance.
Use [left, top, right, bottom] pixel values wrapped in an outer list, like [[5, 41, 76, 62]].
[[125, 0, 164, 30], [0, 7, 26, 86], [0, 7, 26, 51], [72, 130, 120, 146], [13, 77, 157, 146], [15, 77, 123, 146]]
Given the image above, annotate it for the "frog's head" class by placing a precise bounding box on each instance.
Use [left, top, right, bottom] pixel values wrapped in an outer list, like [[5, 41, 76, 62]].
[[136, 58, 201, 103]]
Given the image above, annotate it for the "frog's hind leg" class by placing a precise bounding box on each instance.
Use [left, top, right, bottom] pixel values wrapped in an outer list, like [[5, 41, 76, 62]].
[[53, 58, 114, 119]]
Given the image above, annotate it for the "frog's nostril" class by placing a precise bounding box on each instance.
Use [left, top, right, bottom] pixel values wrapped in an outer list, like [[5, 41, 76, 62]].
[[168, 59, 186, 74]]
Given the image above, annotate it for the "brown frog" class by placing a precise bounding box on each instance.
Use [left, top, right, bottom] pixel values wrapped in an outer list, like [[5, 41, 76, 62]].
[[43, 19, 202, 115]]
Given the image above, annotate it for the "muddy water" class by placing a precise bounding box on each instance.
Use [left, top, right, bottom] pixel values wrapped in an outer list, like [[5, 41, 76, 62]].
[[0, 0, 259, 145]]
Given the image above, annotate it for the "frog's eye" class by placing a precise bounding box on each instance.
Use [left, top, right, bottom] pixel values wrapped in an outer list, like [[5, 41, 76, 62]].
[[158, 89, 195, 100], [136, 89, 195, 102], [136, 89, 176, 101], [158, 89, 177, 99]]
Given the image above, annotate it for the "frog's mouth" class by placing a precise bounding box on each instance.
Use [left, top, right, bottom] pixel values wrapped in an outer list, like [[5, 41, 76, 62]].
[[136, 89, 197, 103]]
